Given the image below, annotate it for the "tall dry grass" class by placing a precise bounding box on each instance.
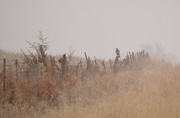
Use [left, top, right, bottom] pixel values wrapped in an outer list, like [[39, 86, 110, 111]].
[[37, 62, 180, 118], [1, 58, 180, 118]]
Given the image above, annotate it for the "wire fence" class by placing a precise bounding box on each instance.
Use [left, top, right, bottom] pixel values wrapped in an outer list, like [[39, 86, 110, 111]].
[[0, 50, 149, 93], [0, 50, 151, 110], [0, 58, 88, 82]]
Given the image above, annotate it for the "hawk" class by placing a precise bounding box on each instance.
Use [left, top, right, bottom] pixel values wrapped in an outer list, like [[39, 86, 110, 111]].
[[116, 48, 120, 57]]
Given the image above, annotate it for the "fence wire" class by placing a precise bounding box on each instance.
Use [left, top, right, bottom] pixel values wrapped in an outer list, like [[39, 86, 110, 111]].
[[0, 59, 66, 81]]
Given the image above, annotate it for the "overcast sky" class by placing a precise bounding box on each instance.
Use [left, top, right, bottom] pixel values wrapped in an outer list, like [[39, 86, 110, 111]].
[[0, 0, 180, 62]]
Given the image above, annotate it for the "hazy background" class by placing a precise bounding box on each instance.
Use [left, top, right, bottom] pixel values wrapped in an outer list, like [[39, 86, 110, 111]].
[[0, 0, 180, 63]]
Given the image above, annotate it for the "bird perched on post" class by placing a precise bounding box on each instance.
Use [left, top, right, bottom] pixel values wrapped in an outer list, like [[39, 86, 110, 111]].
[[116, 48, 120, 58]]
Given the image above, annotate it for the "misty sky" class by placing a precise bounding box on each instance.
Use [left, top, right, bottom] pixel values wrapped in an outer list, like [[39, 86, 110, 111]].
[[0, 0, 180, 62]]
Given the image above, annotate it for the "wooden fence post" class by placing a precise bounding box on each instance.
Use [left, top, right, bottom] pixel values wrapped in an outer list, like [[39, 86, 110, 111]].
[[61, 54, 67, 78], [84, 52, 89, 71], [15, 60, 18, 80], [101, 60, 106, 72], [2, 58, 6, 109], [80, 60, 84, 81], [114, 48, 120, 73], [94, 58, 100, 73], [3, 59, 6, 94], [76, 63, 80, 76], [109, 59, 112, 70]]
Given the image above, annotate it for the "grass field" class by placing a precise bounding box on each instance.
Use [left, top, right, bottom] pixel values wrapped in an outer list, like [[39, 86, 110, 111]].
[[37, 62, 180, 118], [0, 49, 180, 118]]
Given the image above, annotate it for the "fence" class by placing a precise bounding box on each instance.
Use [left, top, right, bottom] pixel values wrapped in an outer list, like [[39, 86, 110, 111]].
[[0, 50, 150, 92], [0, 57, 88, 93], [0, 50, 150, 108]]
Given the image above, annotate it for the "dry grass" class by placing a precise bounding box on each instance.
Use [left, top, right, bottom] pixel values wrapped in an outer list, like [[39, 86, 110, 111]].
[[1, 59, 180, 118], [37, 62, 180, 118], [0, 49, 180, 118]]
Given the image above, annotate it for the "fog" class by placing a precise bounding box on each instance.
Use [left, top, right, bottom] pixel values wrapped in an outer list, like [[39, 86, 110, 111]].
[[0, 0, 180, 63]]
